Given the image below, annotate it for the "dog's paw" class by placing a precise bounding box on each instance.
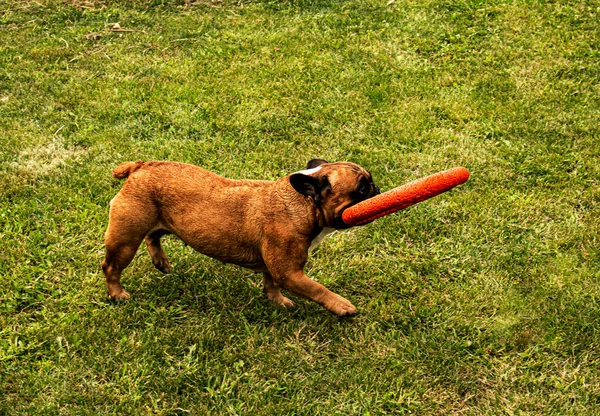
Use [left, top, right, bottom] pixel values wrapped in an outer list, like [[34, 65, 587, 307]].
[[109, 290, 131, 302], [277, 296, 295, 308], [152, 258, 172, 274], [268, 292, 295, 308], [325, 294, 357, 317]]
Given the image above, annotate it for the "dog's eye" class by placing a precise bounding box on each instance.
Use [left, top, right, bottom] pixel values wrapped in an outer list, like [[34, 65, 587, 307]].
[[358, 183, 369, 195]]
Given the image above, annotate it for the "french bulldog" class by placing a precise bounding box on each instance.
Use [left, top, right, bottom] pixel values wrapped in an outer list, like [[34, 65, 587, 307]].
[[102, 159, 380, 316]]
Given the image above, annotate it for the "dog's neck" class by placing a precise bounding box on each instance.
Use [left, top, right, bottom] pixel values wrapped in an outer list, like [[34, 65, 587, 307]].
[[307, 196, 330, 230]]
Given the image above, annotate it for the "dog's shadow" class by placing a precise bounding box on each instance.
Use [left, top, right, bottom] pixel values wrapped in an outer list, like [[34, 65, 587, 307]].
[[126, 254, 348, 326]]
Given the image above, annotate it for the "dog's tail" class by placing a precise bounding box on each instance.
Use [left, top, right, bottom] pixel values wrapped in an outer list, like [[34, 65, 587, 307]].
[[112, 161, 144, 179]]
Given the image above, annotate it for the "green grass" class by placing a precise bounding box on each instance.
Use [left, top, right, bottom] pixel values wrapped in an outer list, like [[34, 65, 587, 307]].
[[1, 0, 599, 413]]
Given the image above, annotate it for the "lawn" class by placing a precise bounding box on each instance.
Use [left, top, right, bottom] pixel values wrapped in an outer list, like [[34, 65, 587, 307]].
[[1, 0, 599, 414]]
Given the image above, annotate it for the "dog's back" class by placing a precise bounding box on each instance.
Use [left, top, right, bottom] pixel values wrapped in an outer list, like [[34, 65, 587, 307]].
[[108, 161, 275, 270]]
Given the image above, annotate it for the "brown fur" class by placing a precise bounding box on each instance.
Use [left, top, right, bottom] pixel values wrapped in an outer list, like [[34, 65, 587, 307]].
[[102, 160, 379, 316]]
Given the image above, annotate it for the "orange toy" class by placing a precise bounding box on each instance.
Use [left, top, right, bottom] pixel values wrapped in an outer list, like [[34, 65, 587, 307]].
[[342, 167, 470, 226]]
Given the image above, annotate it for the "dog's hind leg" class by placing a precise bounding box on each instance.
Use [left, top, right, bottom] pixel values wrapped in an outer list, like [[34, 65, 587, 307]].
[[145, 230, 172, 274], [102, 195, 157, 300], [102, 239, 141, 301]]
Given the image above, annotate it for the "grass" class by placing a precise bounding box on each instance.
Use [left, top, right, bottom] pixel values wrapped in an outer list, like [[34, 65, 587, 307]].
[[1, 0, 599, 413]]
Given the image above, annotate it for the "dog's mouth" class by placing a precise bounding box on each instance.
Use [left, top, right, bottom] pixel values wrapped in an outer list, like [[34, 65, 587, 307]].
[[334, 185, 381, 229], [334, 192, 380, 229], [332, 215, 352, 230]]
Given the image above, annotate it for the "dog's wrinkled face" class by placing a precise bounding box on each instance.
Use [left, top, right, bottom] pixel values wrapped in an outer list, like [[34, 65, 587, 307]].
[[290, 159, 381, 229]]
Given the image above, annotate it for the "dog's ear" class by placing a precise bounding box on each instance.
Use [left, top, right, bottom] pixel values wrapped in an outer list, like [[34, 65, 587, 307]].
[[306, 158, 329, 169], [290, 173, 320, 199], [289, 173, 331, 203]]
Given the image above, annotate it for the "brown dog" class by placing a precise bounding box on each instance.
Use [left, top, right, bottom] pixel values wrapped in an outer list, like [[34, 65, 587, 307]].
[[102, 159, 380, 316]]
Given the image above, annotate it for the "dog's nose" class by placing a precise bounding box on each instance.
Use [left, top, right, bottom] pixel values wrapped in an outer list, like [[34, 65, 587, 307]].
[[373, 185, 381, 196]]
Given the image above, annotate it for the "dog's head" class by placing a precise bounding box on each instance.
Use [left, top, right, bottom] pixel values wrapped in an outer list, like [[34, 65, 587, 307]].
[[289, 159, 381, 229]]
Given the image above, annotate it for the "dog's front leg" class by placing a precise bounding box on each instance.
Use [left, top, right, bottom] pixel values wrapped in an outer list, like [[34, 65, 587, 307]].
[[278, 270, 357, 317], [262, 237, 357, 316], [263, 272, 294, 308]]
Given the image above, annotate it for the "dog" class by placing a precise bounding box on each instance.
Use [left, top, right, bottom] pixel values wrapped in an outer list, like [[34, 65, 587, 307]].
[[102, 159, 380, 316]]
